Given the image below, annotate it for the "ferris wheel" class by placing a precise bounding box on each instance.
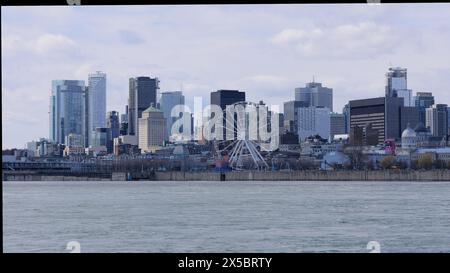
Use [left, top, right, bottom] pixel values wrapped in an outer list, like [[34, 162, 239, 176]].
[[212, 101, 279, 171]]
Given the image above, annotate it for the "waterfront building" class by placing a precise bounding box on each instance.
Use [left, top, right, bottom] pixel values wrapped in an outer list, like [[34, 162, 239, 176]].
[[159, 91, 185, 140], [113, 135, 140, 156], [297, 106, 330, 141], [411, 147, 450, 165], [330, 113, 346, 140], [26, 140, 39, 158], [127, 76, 159, 138], [63, 133, 85, 156], [138, 105, 167, 153], [426, 104, 449, 138], [85, 146, 107, 157], [385, 67, 413, 106], [49, 80, 86, 145], [65, 133, 84, 147], [295, 81, 333, 112], [87, 71, 107, 146], [26, 138, 63, 158]]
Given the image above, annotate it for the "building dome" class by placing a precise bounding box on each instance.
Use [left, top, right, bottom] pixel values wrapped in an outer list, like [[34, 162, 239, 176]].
[[401, 124, 417, 150], [402, 126, 416, 139]]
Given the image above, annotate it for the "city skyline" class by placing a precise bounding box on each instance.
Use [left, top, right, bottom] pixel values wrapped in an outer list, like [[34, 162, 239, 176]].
[[3, 4, 450, 149]]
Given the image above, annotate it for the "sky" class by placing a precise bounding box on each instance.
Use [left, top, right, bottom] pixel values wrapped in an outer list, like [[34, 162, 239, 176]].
[[2, 4, 450, 149]]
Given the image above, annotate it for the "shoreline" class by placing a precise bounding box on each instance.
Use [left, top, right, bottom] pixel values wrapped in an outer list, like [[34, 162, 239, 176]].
[[3, 169, 450, 182]]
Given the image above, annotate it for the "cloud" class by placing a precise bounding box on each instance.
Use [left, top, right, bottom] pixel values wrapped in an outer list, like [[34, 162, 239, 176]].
[[271, 28, 323, 45], [271, 22, 401, 58], [33, 33, 76, 54], [2, 33, 76, 55]]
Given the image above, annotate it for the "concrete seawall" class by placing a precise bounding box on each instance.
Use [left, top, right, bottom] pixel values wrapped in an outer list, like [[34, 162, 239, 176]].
[[3, 170, 450, 182], [153, 170, 450, 181]]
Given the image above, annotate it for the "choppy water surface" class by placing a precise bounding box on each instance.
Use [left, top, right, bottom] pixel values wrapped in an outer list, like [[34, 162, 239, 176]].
[[3, 181, 450, 252]]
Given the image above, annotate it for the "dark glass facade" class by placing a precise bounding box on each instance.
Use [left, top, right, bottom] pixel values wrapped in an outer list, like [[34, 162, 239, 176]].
[[127, 77, 159, 136]]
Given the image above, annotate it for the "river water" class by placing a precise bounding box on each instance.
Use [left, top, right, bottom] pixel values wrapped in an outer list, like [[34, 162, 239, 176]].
[[3, 181, 450, 253]]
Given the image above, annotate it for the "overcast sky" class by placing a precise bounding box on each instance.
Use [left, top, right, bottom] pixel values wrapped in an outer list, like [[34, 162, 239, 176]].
[[2, 4, 450, 149]]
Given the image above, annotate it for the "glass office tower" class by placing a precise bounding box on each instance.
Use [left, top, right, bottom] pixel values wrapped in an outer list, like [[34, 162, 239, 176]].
[[49, 80, 86, 145]]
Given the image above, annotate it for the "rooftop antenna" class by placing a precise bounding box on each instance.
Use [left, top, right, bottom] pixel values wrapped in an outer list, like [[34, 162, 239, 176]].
[[312, 75, 315, 83]]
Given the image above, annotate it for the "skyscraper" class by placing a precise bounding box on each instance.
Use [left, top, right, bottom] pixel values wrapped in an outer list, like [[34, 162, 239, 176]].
[[87, 71, 107, 146], [159, 91, 185, 139], [426, 104, 448, 138], [210, 89, 246, 140], [138, 105, 167, 153], [330, 113, 346, 140], [297, 106, 330, 141], [127, 76, 159, 138], [414, 92, 435, 125], [120, 105, 128, 136], [49, 80, 86, 145], [283, 100, 310, 134], [385, 67, 413, 106], [342, 104, 351, 134], [210, 90, 246, 110], [349, 97, 404, 145], [295, 81, 333, 112], [400, 106, 421, 133], [106, 111, 120, 153]]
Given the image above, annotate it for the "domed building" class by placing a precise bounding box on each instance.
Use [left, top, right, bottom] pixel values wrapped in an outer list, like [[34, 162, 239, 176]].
[[414, 122, 432, 147], [401, 124, 417, 150]]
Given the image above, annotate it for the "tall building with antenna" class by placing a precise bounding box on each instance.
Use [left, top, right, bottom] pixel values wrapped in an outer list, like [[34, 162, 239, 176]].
[[294, 79, 333, 112]]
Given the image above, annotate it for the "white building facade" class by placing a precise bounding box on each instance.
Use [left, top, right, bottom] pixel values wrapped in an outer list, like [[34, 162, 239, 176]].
[[138, 106, 167, 153]]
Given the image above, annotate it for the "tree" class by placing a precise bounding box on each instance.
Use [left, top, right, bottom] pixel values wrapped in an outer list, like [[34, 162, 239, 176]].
[[417, 154, 434, 170], [380, 156, 396, 170]]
